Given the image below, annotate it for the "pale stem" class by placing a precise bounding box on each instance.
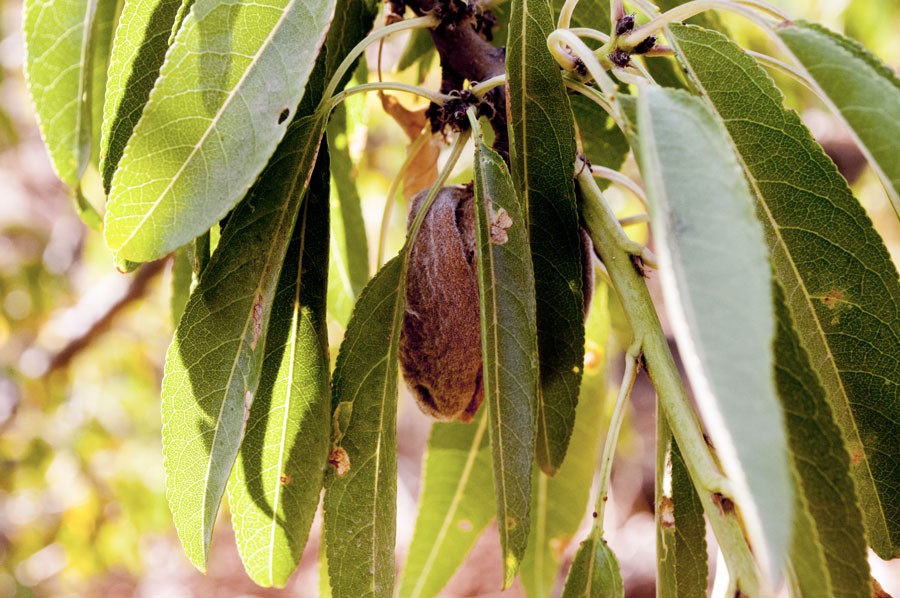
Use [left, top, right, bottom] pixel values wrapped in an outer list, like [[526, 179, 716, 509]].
[[619, 213, 650, 227], [548, 29, 619, 97], [377, 130, 430, 267], [612, 66, 650, 87], [628, 0, 660, 17], [591, 165, 647, 207], [611, 0, 625, 21], [570, 27, 610, 44], [470, 74, 507, 98], [558, 0, 581, 29], [322, 15, 438, 104], [564, 80, 621, 129], [594, 347, 640, 533], [405, 131, 471, 244], [622, 0, 785, 48], [576, 166, 763, 595], [328, 82, 448, 111]]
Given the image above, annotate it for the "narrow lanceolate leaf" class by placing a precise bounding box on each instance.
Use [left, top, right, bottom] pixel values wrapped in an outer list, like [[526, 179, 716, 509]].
[[507, 0, 584, 476], [104, 0, 336, 263], [99, 0, 188, 192], [162, 112, 328, 571], [23, 0, 98, 187], [89, 0, 121, 168], [398, 412, 494, 598], [561, 533, 623, 598], [472, 130, 539, 586], [327, 103, 369, 297], [521, 286, 610, 598], [773, 282, 870, 597], [637, 86, 791, 580], [779, 21, 900, 216], [669, 23, 900, 559], [226, 149, 331, 587], [656, 414, 707, 598], [170, 246, 192, 327], [324, 256, 405, 598]]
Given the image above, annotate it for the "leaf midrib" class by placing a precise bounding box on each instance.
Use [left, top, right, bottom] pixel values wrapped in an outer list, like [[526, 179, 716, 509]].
[[669, 28, 889, 541], [113, 0, 302, 252]]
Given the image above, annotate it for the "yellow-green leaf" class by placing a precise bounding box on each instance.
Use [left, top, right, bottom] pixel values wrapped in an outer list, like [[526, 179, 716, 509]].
[[104, 0, 336, 262]]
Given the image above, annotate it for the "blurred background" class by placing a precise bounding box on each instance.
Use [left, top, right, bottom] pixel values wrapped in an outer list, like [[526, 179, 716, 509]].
[[1, 0, 898, 596]]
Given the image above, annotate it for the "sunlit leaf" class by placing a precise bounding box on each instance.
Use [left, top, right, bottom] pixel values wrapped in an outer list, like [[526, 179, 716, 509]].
[[637, 85, 790, 580], [670, 23, 900, 560], [24, 0, 98, 187], [398, 412, 493, 598], [507, 0, 585, 476], [161, 112, 328, 571], [471, 127, 539, 586], [521, 286, 610, 598], [226, 148, 331, 587], [104, 0, 336, 262], [561, 532, 623, 598], [773, 281, 870, 597], [90, 0, 121, 168], [99, 0, 188, 193], [324, 255, 405, 598], [656, 415, 707, 598], [779, 21, 900, 216]]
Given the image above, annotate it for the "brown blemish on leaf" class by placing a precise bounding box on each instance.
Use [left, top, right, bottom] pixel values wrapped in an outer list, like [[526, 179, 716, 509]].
[[280, 474, 293, 485], [822, 289, 845, 309], [243, 390, 253, 423], [329, 447, 350, 477], [250, 293, 264, 350], [490, 206, 512, 244], [712, 492, 735, 515], [659, 496, 675, 529]]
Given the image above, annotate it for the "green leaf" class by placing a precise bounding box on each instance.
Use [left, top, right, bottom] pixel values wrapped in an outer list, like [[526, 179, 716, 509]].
[[24, 0, 98, 187], [225, 146, 332, 588], [396, 28, 435, 76], [669, 23, 900, 560], [327, 102, 370, 297], [104, 0, 336, 262], [637, 85, 791, 580], [773, 281, 870, 597], [170, 246, 192, 326], [99, 0, 188, 193], [778, 21, 900, 216], [161, 112, 328, 571], [521, 286, 611, 598], [324, 255, 405, 598], [561, 533, 623, 598], [507, 0, 585, 476], [90, 0, 121, 168], [656, 415, 707, 598], [471, 128, 539, 586], [398, 413, 493, 598]]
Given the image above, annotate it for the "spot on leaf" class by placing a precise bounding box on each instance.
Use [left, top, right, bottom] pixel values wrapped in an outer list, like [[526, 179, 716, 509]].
[[822, 289, 845, 310], [250, 293, 264, 350], [712, 492, 735, 514], [278, 107, 290, 124], [659, 496, 675, 529], [490, 207, 512, 244], [458, 519, 473, 532], [329, 447, 350, 477], [279, 474, 293, 485]]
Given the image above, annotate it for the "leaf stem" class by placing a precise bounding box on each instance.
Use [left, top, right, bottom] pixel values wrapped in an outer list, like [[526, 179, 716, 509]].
[[322, 15, 438, 105], [576, 165, 763, 595], [548, 29, 619, 99], [590, 165, 647, 207], [328, 82, 448, 112], [470, 75, 507, 98], [570, 27, 610, 44], [622, 0, 786, 49], [594, 346, 640, 533]]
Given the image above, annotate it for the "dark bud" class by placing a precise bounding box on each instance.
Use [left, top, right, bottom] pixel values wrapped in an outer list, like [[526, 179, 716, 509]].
[[632, 35, 657, 54], [573, 57, 588, 77], [473, 9, 497, 41], [608, 48, 631, 68], [428, 88, 479, 134], [615, 13, 636, 36], [434, 0, 474, 27]]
